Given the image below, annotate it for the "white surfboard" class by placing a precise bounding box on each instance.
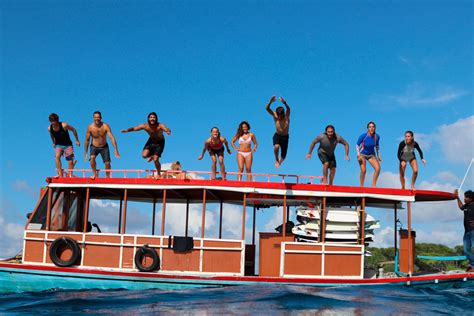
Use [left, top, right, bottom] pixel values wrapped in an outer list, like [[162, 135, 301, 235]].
[[296, 207, 376, 223], [304, 221, 380, 232]]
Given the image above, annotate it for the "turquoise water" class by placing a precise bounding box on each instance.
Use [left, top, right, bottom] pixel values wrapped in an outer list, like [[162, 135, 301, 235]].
[[1, 285, 473, 314]]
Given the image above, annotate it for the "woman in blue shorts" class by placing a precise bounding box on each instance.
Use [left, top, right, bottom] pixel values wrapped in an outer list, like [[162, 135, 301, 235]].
[[356, 121, 381, 187]]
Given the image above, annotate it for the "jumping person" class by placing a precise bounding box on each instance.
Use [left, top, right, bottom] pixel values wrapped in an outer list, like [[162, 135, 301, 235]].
[[231, 121, 258, 181], [356, 121, 381, 187], [306, 125, 350, 185], [48, 113, 80, 178], [198, 127, 232, 180], [84, 111, 120, 179], [266, 96, 291, 168], [397, 131, 426, 189], [121, 112, 171, 179], [454, 189, 474, 273]]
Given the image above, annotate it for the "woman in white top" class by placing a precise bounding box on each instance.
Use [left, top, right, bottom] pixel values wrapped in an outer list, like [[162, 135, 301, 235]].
[[231, 121, 258, 181]]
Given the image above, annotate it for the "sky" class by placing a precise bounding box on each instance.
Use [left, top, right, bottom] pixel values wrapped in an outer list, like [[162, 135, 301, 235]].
[[1, 0, 473, 258]]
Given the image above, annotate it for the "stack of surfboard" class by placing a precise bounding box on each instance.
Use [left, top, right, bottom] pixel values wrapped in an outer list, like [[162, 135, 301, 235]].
[[292, 206, 380, 244]]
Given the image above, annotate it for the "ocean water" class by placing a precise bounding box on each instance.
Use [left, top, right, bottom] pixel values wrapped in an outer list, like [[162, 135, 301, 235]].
[[1, 285, 473, 315]]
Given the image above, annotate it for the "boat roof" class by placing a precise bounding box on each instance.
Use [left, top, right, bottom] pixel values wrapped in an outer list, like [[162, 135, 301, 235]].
[[45, 169, 455, 207]]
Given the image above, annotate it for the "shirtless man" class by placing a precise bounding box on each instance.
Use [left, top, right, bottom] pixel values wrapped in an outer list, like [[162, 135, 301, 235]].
[[266, 96, 291, 168], [121, 112, 171, 179], [48, 113, 80, 178], [84, 111, 120, 179]]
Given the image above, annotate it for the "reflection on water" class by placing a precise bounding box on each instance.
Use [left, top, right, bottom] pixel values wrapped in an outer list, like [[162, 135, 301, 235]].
[[1, 284, 473, 314]]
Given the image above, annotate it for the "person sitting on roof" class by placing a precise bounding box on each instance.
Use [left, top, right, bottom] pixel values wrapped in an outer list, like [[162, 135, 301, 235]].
[[397, 131, 426, 189], [198, 127, 232, 180], [454, 189, 474, 273]]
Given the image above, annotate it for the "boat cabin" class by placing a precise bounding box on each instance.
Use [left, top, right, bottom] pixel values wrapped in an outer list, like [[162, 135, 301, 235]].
[[23, 169, 455, 279]]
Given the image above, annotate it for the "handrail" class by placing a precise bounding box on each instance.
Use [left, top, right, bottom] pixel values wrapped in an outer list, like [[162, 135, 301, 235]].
[[60, 168, 324, 184]]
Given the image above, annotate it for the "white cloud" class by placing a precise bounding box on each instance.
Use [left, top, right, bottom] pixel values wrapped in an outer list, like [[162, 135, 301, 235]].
[[372, 226, 394, 248], [434, 116, 474, 163], [0, 212, 24, 258], [12, 180, 36, 198], [371, 82, 468, 109], [432, 171, 460, 184]]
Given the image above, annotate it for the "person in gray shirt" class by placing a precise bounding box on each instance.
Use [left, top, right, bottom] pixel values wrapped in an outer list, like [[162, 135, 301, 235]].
[[306, 125, 350, 185]]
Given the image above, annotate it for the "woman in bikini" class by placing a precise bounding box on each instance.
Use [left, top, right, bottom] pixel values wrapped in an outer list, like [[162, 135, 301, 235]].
[[231, 121, 258, 181], [198, 127, 232, 180], [356, 121, 382, 187], [398, 131, 426, 189]]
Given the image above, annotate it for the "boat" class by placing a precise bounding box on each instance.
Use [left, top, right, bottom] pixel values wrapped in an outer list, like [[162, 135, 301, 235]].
[[0, 168, 472, 292]]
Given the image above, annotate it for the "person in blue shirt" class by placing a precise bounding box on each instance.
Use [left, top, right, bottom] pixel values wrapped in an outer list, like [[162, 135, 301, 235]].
[[356, 121, 381, 187]]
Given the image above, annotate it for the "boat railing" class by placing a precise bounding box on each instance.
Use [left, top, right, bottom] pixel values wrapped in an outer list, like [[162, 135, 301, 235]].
[[61, 168, 324, 184]]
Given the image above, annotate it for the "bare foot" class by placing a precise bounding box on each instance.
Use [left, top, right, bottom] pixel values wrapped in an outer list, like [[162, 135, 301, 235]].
[[53, 175, 60, 179], [275, 161, 280, 168], [90, 174, 96, 180], [153, 172, 161, 180]]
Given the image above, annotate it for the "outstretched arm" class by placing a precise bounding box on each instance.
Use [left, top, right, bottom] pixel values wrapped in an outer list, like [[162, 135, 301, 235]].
[[222, 137, 232, 154], [121, 124, 144, 133], [266, 96, 277, 117], [306, 139, 318, 160], [64, 123, 80, 147], [160, 123, 172, 135], [105, 124, 120, 158], [198, 140, 209, 160], [280, 96, 290, 117], [84, 127, 91, 160]]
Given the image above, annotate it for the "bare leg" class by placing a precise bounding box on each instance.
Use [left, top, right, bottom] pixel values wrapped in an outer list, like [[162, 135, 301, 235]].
[[367, 157, 381, 187], [244, 153, 253, 181], [67, 159, 76, 178], [210, 154, 217, 180], [329, 167, 336, 186], [152, 156, 161, 179], [399, 161, 407, 189], [90, 156, 97, 179], [410, 159, 419, 189], [274, 144, 281, 168], [237, 152, 245, 181], [358, 158, 366, 187], [105, 162, 111, 178], [55, 153, 63, 177], [322, 162, 329, 184], [142, 149, 151, 161], [278, 157, 285, 167], [218, 153, 226, 180]]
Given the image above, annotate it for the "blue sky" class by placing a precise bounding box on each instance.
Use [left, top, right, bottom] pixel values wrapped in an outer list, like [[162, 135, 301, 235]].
[[1, 1, 473, 256]]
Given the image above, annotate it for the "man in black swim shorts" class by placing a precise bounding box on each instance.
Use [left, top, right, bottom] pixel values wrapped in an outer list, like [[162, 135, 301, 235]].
[[266, 95, 291, 168]]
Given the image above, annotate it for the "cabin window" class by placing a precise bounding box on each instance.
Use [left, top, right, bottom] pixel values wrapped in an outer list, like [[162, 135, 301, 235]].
[[88, 198, 121, 234], [27, 189, 51, 230]]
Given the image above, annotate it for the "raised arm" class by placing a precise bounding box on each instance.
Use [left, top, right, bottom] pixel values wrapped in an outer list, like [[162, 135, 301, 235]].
[[265, 96, 277, 117], [198, 140, 209, 160], [454, 190, 464, 210], [279, 96, 290, 118], [64, 122, 80, 146], [105, 123, 120, 158], [121, 124, 145, 133]]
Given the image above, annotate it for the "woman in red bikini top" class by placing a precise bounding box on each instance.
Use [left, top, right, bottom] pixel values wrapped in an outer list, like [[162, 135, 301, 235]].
[[198, 127, 232, 180], [231, 121, 258, 182]]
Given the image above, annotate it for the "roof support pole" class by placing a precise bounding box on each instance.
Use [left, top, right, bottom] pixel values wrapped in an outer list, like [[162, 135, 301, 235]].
[[46, 187, 53, 231], [219, 200, 223, 239], [320, 197, 326, 243], [242, 194, 247, 240], [121, 189, 128, 235], [185, 199, 190, 237], [394, 203, 398, 258], [161, 189, 167, 236], [118, 199, 123, 234], [407, 201, 413, 276], [201, 189, 207, 239], [360, 198, 366, 245], [282, 195, 287, 238], [252, 205, 256, 245], [82, 188, 90, 233], [152, 198, 156, 235]]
